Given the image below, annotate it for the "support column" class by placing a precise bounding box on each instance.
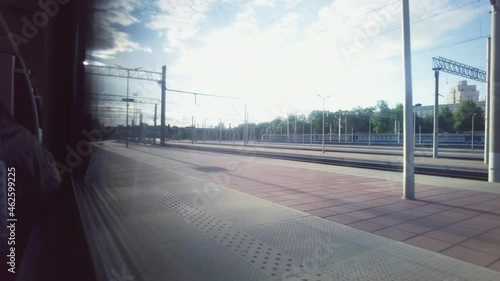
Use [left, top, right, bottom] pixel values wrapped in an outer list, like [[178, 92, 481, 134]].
[[402, 0, 415, 199], [490, 3, 500, 182], [160, 65, 166, 145], [485, 37, 491, 164], [433, 70, 439, 158]]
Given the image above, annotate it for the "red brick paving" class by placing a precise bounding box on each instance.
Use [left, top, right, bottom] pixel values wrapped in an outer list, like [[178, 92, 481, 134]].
[[405, 236, 454, 252], [441, 246, 498, 267]]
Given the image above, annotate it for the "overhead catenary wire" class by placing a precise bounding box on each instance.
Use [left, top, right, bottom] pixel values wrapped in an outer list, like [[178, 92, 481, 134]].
[[274, 0, 481, 52]]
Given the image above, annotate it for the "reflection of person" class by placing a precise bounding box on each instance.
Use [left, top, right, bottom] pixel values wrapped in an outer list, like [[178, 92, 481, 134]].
[[0, 105, 61, 280]]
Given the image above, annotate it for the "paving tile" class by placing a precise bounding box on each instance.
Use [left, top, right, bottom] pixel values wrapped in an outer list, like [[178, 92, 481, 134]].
[[488, 260, 500, 272], [460, 239, 500, 256], [291, 204, 321, 212], [309, 200, 341, 208], [438, 224, 484, 239], [476, 231, 500, 244], [342, 202, 375, 211], [466, 202, 500, 212], [373, 228, 417, 241], [324, 214, 362, 224], [454, 216, 500, 232], [410, 218, 449, 229], [405, 236, 454, 252], [362, 207, 395, 216], [276, 199, 301, 207], [441, 246, 498, 267], [383, 212, 419, 222], [445, 208, 482, 217], [281, 194, 306, 200], [307, 208, 339, 218], [410, 205, 445, 214], [346, 210, 379, 220], [424, 214, 464, 224], [292, 197, 324, 204], [477, 213, 500, 222], [424, 230, 470, 244], [348, 221, 387, 232], [368, 216, 402, 227], [326, 205, 358, 214], [393, 222, 433, 234]]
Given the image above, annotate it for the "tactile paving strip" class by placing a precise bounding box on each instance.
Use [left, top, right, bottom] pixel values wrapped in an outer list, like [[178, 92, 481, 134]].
[[141, 184, 234, 234], [211, 230, 301, 280], [132, 178, 313, 280]]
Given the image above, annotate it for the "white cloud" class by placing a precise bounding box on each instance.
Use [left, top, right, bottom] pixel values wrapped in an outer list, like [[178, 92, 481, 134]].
[[161, 0, 487, 125], [88, 0, 151, 60], [253, 0, 275, 7], [147, 0, 218, 51]]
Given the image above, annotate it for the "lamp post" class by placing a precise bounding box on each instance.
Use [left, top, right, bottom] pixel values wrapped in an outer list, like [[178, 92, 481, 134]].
[[368, 118, 371, 146], [317, 94, 330, 153], [472, 113, 477, 150], [310, 117, 313, 147], [115, 64, 142, 148]]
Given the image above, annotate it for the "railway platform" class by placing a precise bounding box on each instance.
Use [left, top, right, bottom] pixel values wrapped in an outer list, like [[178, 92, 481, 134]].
[[77, 141, 500, 280]]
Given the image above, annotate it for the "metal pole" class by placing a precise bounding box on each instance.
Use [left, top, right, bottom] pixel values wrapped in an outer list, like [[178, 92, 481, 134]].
[[339, 115, 341, 143], [368, 118, 371, 146], [485, 37, 492, 164], [413, 110, 416, 149], [310, 118, 313, 146], [219, 118, 222, 142], [322, 100, 325, 153], [302, 123, 305, 143], [244, 105, 247, 146], [402, 0, 415, 199], [351, 128, 353, 143], [472, 113, 476, 150], [154, 103, 157, 127], [287, 115, 290, 144], [318, 95, 330, 152], [433, 70, 439, 158], [397, 121, 400, 143], [330, 123, 332, 142], [345, 114, 348, 142], [490, 2, 500, 182], [295, 111, 297, 144], [126, 70, 130, 148], [419, 125, 422, 144], [161, 65, 166, 146], [191, 116, 194, 144]]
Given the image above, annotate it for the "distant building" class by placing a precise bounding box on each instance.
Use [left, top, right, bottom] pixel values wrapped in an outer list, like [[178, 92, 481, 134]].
[[414, 102, 485, 117], [447, 80, 479, 104], [414, 81, 484, 117]]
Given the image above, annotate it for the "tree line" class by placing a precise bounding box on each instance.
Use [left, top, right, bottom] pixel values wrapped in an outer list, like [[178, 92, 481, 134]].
[[230, 100, 485, 140]]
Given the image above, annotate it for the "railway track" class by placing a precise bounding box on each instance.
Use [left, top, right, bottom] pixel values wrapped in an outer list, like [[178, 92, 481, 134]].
[[162, 143, 488, 181], [177, 141, 484, 160]]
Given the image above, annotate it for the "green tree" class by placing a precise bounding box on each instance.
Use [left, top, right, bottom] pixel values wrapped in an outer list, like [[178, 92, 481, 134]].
[[453, 100, 484, 132], [439, 106, 454, 133], [371, 100, 395, 134], [422, 115, 434, 134]]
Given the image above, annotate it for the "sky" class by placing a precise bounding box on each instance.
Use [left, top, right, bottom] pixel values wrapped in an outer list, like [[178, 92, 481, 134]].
[[85, 0, 493, 128]]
